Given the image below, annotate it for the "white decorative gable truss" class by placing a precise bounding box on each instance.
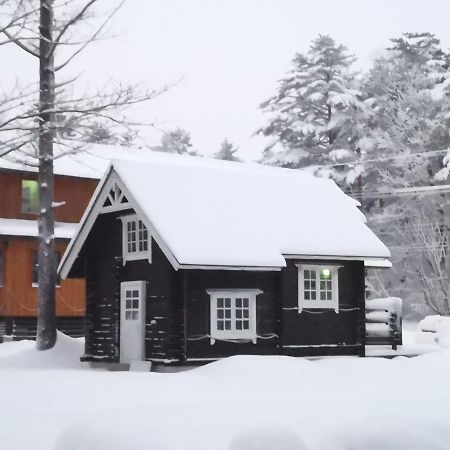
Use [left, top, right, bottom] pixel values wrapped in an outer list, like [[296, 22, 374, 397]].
[[101, 182, 130, 213], [59, 166, 180, 278]]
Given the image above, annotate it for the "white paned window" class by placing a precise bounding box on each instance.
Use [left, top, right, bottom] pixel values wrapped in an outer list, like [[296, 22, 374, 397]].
[[298, 265, 339, 312], [207, 289, 262, 344], [121, 215, 151, 263]]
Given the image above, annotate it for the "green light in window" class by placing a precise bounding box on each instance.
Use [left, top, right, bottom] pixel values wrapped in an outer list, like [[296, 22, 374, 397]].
[[320, 269, 331, 279], [22, 180, 39, 213]]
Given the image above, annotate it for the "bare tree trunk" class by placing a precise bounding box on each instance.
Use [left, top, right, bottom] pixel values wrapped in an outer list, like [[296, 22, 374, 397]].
[[36, 0, 56, 350]]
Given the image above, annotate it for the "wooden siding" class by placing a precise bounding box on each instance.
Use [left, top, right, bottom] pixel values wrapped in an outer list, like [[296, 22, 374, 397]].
[[0, 170, 97, 222], [82, 211, 181, 362], [0, 237, 85, 317], [280, 259, 365, 356], [184, 269, 280, 360]]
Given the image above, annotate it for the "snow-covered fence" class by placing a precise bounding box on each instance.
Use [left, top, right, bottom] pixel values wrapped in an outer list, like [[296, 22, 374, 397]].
[[365, 297, 402, 350]]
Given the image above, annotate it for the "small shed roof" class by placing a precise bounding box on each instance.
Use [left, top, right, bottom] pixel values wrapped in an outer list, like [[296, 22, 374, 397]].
[[61, 150, 390, 273]]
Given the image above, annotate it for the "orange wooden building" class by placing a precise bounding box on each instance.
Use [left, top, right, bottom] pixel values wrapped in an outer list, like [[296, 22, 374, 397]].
[[0, 161, 99, 340]]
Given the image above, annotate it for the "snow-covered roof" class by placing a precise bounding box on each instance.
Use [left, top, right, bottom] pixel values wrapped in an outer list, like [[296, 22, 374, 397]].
[[0, 218, 77, 239], [0, 144, 161, 179], [60, 151, 390, 274]]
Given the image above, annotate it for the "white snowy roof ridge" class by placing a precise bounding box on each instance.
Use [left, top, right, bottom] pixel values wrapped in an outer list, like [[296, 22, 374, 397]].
[[59, 152, 390, 276], [0, 218, 77, 239]]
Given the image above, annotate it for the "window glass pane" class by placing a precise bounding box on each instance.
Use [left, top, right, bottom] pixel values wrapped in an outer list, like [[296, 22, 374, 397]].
[[225, 310, 231, 319], [320, 291, 326, 300], [225, 298, 231, 308], [236, 298, 242, 307], [217, 310, 224, 319], [243, 298, 249, 308], [132, 290, 139, 297], [22, 180, 39, 213], [32, 251, 39, 285], [225, 321, 231, 330], [236, 310, 242, 319], [243, 309, 249, 319], [304, 291, 310, 300], [132, 311, 139, 320], [126, 299, 132, 309], [320, 269, 332, 280], [311, 291, 316, 300], [132, 299, 139, 309], [125, 311, 132, 320], [217, 298, 223, 308], [243, 320, 249, 330], [236, 321, 242, 330], [217, 321, 224, 330]]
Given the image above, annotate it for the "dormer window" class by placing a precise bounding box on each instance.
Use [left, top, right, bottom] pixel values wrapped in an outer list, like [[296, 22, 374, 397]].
[[21, 180, 39, 214], [121, 215, 151, 263]]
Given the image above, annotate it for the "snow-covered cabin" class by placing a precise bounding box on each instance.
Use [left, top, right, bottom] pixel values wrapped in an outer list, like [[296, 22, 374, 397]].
[[59, 152, 391, 365]]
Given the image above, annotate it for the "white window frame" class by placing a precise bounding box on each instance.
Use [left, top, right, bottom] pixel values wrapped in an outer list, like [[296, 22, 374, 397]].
[[207, 289, 262, 344], [121, 214, 151, 264], [297, 265, 339, 313]]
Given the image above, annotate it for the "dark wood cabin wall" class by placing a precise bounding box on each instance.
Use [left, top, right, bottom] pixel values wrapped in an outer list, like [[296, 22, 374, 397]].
[[0, 237, 85, 317], [83, 211, 181, 362], [0, 170, 97, 222], [184, 270, 280, 360], [280, 259, 365, 356]]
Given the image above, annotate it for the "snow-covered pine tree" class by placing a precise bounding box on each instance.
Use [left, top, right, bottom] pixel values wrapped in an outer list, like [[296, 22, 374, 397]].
[[259, 35, 369, 186], [214, 139, 241, 162], [362, 33, 450, 317], [152, 128, 199, 156], [362, 32, 450, 194]]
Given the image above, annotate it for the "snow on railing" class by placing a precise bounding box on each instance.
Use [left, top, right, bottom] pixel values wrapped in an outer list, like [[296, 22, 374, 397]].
[[365, 297, 402, 350]]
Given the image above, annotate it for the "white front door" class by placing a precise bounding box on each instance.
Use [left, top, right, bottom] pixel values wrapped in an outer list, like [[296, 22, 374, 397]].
[[120, 281, 146, 364]]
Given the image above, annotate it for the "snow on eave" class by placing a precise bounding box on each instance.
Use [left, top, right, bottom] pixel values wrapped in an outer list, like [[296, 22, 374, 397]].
[[0, 218, 77, 240]]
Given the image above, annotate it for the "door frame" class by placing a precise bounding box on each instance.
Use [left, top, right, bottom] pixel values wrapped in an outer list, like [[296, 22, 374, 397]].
[[120, 280, 146, 364]]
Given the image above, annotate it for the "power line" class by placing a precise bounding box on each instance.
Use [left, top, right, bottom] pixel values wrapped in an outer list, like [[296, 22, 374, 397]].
[[312, 148, 449, 169]]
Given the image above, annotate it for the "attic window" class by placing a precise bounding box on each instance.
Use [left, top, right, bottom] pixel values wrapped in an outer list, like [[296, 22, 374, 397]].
[[207, 289, 262, 344], [121, 215, 151, 263], [21, 180, 39, 214], [297, 265, 339, 312]]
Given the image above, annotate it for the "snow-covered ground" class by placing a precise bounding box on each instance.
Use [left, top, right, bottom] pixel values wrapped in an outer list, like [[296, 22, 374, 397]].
[[1, 332, 450, 450]]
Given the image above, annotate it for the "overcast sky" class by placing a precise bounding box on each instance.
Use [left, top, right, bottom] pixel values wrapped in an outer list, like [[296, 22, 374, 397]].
[[6, 0, 450, 160]]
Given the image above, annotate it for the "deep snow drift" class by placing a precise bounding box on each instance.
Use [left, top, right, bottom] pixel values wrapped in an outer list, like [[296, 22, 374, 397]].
[[1, 333, 450, 450]]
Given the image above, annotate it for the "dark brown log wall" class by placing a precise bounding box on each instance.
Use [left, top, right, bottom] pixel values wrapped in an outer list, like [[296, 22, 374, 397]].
[[280, 259, 365, 356], [82, 211, 181, 362], [183, 269, 280, 360]]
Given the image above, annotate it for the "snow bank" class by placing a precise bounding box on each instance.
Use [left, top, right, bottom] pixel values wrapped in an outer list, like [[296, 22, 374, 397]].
[[229, 425, 308, 450], [317, 416, 450, 450], [0, 331, 85, 370], [55, 420, 170, 450], [418, 315, 450, 348], [1, 345, 450, 450]]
